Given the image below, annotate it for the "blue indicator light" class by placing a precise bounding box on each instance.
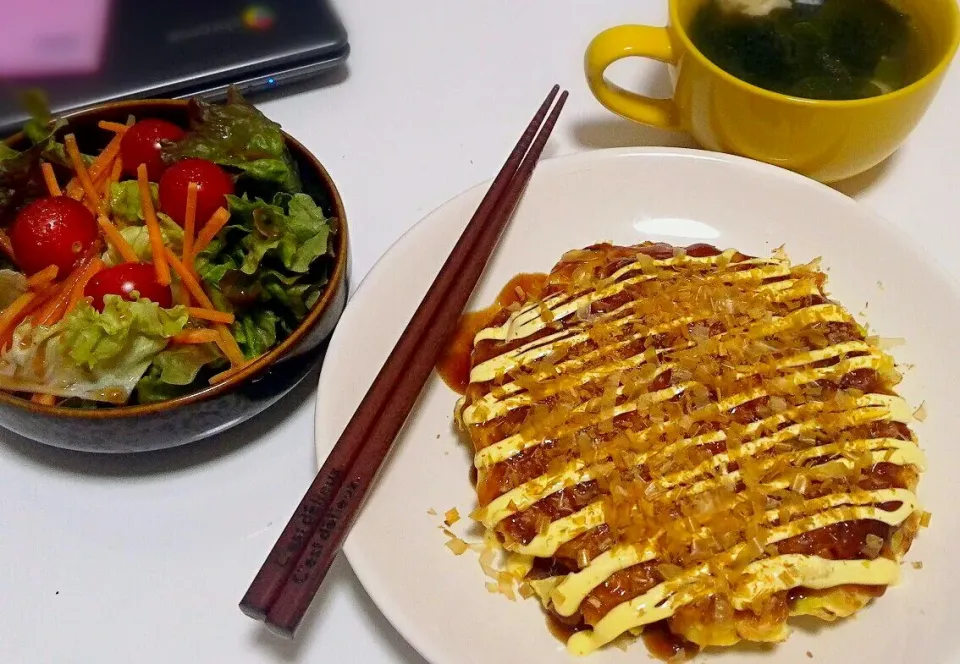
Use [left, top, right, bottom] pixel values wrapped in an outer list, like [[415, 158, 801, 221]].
[[267, 77, 276, 85]]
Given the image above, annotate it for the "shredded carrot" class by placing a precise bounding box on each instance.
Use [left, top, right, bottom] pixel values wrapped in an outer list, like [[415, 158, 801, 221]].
[[191, 207, 231, 257], [214, 323, 246, 367], [209, 362, 248, 385], [64, 134, 103, 212], [34, 279, 74, 327], [137, 164, 171, 286], [0, 285, 58, 351], [64, 258, 105, 315], [171, 329, 221, 345], [34, 292, 69, 328], [0, 292, 37, 341], [90, 132, 124, 183], [40, 162, 62, 196], [187, 307, 235, 324], [163, 249, 244, 366], [91, 152, 118, 191], [98, 215, 139, 263], [26, 265, 59, 288], [97, 120, 130, 134], [26, 282, 60, 313], [182, 182, 198, 263], [164, 247, 214, 309], [67, 130, 124, 200], [33, 246, 98, 326], [31, 393, 56, 406], [101, 156, 123, 199], [110, 155, 123, 180]]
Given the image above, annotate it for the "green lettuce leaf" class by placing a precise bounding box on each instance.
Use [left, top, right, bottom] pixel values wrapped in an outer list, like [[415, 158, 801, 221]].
[[221, 267, 327, 359], [21, 90, 56, 145], [20, 90, 73, 168], [152, 343, 222, 385], [233, 309, 281, 359], [102, 215, 184, 266], [258, 267, 326, 319], [0, 296, 189, 403], [163, 88, 301, 192], [134, 343, 225, 404], [134, 365, 192, 404], [102, 181, 183, 266], [0, 143, 47, 225], [218, 193, 284, 275], [0, 91, 88, 224], [278, 193, 333, 272], [108, 180, 160, 223], [63, 296, 188, 369], [191, 192, 334, 358], [201, 192, 333, 276]]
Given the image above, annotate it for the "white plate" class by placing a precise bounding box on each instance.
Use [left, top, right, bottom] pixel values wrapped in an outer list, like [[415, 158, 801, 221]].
[[315, 148, 960, 663]]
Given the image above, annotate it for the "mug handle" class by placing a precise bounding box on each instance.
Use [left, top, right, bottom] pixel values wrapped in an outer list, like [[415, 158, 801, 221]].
[[585, 25, 681, 130]]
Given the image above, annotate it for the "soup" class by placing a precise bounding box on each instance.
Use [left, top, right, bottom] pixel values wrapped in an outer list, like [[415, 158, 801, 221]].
[[689, 0, 926, 100]]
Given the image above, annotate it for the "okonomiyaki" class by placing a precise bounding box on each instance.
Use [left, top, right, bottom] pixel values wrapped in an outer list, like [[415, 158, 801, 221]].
[[449, 242, 926, 659]]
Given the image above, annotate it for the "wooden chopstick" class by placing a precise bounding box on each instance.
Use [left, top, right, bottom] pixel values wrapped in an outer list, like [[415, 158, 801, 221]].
[[239, 85, 561, 621], [239, 86, 568, 632], [265, 91, 568, 636]]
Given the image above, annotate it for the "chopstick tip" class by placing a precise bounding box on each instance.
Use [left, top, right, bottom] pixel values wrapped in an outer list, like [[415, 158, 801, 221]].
[[239, 601, 268, 622], [264, 621, 297, 640], [547, 91, 570, 124]]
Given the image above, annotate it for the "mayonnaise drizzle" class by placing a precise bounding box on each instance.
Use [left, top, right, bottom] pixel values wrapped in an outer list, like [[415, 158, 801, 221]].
[[474, 352, 890, 469]]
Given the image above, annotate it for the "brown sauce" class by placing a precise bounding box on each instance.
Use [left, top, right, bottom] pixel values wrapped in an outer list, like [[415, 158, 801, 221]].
[[528, 556, 577, 580], [776, 518, 891, 560], [641, 620, 701, 662], [546, 613, 588, 643], [581, 562, 664, 624], [436, 272, 547, 394], [554, 525, 616, 569], [500, 480, 603, 544]]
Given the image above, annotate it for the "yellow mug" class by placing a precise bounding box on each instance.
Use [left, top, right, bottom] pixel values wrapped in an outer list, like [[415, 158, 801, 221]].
[[585, 0, 959, 182]]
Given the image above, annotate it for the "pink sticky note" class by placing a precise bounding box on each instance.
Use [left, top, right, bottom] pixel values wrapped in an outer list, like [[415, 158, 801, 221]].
[[0, 0, 110, 77]]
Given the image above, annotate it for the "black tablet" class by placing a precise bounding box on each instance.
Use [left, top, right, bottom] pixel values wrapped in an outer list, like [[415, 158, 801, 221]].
[[0, 1, 348, 133]]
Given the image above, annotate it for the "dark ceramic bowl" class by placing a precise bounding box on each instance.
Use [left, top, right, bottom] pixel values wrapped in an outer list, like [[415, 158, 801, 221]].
[[0, 99, 348, 452]]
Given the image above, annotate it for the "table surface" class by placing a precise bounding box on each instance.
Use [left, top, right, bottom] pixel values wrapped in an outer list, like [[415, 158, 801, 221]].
[[4, 1, 958, 662]]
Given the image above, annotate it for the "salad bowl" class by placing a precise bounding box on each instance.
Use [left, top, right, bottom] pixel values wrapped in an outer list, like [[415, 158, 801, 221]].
[[0, 98, 348, 452]]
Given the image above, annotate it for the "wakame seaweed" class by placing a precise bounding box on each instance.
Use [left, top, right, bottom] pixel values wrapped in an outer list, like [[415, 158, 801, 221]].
[[690, 0, 919, 100]]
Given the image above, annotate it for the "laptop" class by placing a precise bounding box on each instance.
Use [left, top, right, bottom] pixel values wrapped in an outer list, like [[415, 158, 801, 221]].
[[0, 0, 349, 133]]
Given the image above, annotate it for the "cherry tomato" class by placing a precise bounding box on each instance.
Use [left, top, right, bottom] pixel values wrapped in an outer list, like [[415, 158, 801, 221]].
[[120, 119, 185, 181], [10, 196, 99, 275], [159, 158, 234, 227], [83, 262, 173, 312]]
